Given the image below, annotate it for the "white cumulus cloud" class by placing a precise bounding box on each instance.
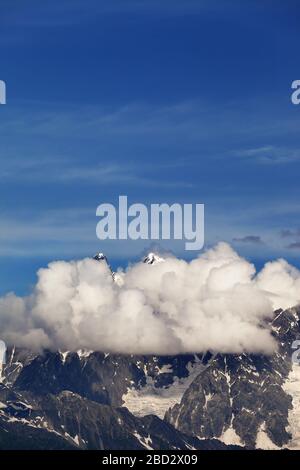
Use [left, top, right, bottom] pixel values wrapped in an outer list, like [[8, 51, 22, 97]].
[[0, 242, 299, 355]]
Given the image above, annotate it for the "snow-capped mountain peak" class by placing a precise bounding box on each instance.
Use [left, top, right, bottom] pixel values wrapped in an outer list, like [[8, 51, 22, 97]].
[[93, 252, 108, 262], [143, 252, 165, 265], [92, 252, 124, 286], [2, 251, 297, 450]]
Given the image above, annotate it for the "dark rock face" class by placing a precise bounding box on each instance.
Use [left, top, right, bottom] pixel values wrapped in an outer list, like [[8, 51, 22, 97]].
[[165, 359, 232, 439], [1, 347, 238, 449], [165, 354, 292, 447], [11, 351, 199, 406], [166, 307, 300, 448], [0, 386, 241, 450], [0, 418, 76, 450], [0, 306, 299, 450]]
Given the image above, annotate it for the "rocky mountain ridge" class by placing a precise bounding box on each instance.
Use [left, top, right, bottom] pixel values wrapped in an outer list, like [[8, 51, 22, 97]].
[[0, 253, 299, 450]]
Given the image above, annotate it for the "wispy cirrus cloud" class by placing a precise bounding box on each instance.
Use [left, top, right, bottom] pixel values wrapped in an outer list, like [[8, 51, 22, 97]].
[[0, 0, 228, 29], [235, 145, 300, 165], [2, 98, 298, 142], [0, 155, 192, 188]]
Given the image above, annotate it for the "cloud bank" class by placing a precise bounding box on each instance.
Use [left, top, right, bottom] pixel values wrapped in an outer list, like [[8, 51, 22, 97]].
[[0, 243, 300, 355]]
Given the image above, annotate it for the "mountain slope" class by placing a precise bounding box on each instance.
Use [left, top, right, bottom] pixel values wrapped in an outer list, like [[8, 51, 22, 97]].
[[0, 253, 299, 450], [165, 307, 300, 448]]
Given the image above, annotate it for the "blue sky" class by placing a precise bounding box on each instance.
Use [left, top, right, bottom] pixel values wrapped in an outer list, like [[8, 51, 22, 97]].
[[1, 0, 300, 294]]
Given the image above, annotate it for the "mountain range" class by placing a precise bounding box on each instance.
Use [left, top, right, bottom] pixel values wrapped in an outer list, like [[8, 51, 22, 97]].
[[0, 252, 299, 450]]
